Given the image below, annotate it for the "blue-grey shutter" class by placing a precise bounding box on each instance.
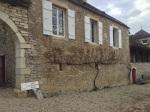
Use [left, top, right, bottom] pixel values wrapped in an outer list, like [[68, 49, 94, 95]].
[[42, 0, 52, 35], [98, 21, 103, 45], [68, 9, 76, 39], [84, 16, 91, 42], [119, 29, 122, 48], [109, 26, 113, 47]]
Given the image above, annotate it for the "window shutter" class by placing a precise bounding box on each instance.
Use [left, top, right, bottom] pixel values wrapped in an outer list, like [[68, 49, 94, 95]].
[[98, 21, 103, 45], [109, 26, 113, 47], [84, 16, 91, 42], [42, 0, 52, 35], [68, 9, 75, 39], [119, 29, 122, 48]]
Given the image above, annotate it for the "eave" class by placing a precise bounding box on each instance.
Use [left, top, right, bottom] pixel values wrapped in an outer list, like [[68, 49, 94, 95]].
[[1, 0, 31, 8]]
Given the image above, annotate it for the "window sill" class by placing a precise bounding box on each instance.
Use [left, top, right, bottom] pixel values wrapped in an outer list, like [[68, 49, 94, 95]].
[[85, 41, 99, 46], [51, 35, 67, 40], [68, 38, 76, 41], [52, 34, 65, 38], [112, 46, 120, 49], [142, 43, 148, 45]]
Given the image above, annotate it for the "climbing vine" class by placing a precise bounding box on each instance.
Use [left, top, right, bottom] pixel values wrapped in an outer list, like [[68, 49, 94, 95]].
[[44, 41, 122, 65]]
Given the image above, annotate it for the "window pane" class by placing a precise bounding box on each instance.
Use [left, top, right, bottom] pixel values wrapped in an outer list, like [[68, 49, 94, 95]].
[[113, 28, 119, 47], [52, 6, 57, 35], [90, 20, 97, 43], [52, 6, 65, 36], [58, 9, 64, 36], [142, 40, 148, 44]]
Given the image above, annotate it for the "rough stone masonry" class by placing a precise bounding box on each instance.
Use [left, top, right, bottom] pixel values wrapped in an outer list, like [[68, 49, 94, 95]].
[[0, 0, 130, 96]]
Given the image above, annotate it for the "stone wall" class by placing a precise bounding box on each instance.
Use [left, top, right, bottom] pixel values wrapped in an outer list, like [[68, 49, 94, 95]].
[[0, 3, 29, 41], [26, 0, 130, 95], [131, 63, 150, 79], [0, 0, 130, 95], [0, 2, 31, 89], [0, 21, 15, 87], [96, 64, 130, 89]]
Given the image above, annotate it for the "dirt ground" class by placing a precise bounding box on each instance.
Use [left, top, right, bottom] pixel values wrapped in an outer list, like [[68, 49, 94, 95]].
[[0, 84, 150, 112]]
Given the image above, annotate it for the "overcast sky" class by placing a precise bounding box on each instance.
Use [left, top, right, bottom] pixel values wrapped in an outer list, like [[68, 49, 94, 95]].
[[88, 0, 150, 34]]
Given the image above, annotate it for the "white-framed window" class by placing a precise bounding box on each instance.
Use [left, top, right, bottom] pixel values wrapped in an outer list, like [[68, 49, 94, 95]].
[[110, 26, 122, 48], [142, 39, 148, 44], [43, 0, 76, 38], [52, 5, 65, 37], [85, 16, 99, 43], [113, 27, 119, 47]]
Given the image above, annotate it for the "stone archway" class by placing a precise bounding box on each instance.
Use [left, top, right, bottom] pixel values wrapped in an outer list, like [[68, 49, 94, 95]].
[[0, 11, 31, 89]]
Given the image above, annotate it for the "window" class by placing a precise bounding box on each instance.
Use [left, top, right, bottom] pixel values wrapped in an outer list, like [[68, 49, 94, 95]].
[[110, 26, 122, 48], [90, 19, 97, 43], [113, 28, 119, 47], [52, 5, 65, 36], [142, 39, 148, 44]]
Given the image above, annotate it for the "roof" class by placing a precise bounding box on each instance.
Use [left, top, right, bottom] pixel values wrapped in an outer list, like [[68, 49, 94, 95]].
[[70, 0, 129, 28], [130, 30, 150, 39], [129, 37, 150, 49], [1, 0, 31, 8], [130, 30, 150, 49]]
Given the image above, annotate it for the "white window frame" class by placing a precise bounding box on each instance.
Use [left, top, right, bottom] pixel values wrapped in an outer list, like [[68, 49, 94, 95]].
[[113, 27, 119, 48], [90, 19, 98, 43], [110, 25, 122, 49], [52, 5, 66, 38], [142, 39, 148, 44]]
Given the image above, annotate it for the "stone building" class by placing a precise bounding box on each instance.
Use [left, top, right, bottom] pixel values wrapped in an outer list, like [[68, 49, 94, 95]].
[[0, 0, 130, 96], [130, 30, 150, 81], [130, 30, 150, 63]]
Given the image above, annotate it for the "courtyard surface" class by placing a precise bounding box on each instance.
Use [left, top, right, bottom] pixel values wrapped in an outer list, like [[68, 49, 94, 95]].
[[0, 84, 150, 112]]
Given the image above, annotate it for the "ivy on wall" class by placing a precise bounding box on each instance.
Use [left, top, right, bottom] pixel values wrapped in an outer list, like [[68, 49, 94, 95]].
[[1, 0, 31, 8]]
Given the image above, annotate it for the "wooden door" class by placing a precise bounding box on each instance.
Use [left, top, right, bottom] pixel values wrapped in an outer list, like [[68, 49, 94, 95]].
[[132, 68, 136, 84], [0, 56, 5, 85]]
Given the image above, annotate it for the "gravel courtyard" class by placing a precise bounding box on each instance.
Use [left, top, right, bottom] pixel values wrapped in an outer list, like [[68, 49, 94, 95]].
[[0, 84, 150, 112]]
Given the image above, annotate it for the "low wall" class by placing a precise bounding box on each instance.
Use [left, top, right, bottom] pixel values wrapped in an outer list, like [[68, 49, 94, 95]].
[[24, 63, 130, 96], [131, 63, 150, 79], [96, 64, 130, 89]]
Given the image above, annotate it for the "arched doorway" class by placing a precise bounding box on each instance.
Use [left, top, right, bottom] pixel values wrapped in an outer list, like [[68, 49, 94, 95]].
[[0, 11, 31, 89], [0, 20, 16, 87]]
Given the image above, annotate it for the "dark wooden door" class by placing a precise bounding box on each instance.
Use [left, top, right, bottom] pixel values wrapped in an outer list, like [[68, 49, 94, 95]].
[[132, 68, 136, 84], [0, 56, 5, 85]]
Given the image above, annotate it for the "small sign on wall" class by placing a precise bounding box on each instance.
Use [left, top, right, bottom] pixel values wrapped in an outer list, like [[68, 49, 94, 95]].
[[21, 81, 39, 91]]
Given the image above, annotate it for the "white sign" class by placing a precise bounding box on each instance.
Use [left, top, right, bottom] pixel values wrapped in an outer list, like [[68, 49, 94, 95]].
[[21, 81, 39, 91]]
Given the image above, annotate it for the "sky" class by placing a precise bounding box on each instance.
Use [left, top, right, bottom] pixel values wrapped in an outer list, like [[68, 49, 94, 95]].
[[87, 0, 150, 34]]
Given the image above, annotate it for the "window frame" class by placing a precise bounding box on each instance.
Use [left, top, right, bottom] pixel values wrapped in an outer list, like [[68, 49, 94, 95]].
[[111, 26, 120, 48], [142, 39, 148, 44], [90, 19, 98, 43], [113, 27, 119, 48], [52, 5, 66, 38]]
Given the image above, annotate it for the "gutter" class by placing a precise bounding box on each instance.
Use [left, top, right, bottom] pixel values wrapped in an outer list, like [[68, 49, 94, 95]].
[[1, 0, 31, 8], [70, 0, 129, 29]]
